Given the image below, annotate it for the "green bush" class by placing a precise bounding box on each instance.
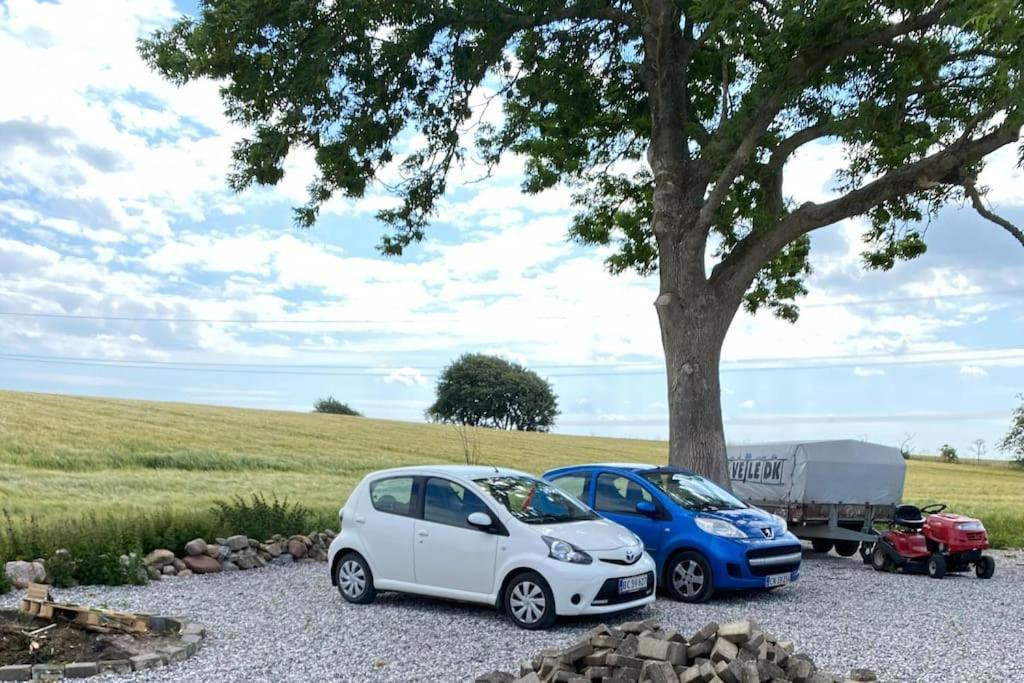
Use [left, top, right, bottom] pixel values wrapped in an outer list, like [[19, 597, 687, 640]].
[[0, 494, 334, 588], [0, 565, 10, 595], [47, 549, 77, 588], [938, 444, 959, 463], [213, 493, 315, 541], [313, 396, 362, 416]]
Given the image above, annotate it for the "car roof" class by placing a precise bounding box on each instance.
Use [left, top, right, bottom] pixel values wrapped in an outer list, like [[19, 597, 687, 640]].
[[360, 464, 533, 481], [544, 462, 699, 477]]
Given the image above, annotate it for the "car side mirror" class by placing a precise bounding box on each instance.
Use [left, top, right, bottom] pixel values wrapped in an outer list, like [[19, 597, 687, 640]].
[[467, 512, 494, 529], [635, 500, 658, 516]]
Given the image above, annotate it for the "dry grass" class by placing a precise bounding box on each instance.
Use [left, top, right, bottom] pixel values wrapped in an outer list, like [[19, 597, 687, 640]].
[[1, 390, 1021, 546]]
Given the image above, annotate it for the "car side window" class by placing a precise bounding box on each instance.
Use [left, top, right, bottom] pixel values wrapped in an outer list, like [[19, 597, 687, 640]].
[[551, 473, 590, 504], [594, 473, 653, 514], [369, 476, 416, 517], [423, 477, 490, 529]]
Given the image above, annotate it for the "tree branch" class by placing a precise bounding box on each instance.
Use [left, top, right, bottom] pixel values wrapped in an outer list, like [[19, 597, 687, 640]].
[[712, 116, 1023, 294], [964, 178, 1024, 247], [696, 1, 953, 235]]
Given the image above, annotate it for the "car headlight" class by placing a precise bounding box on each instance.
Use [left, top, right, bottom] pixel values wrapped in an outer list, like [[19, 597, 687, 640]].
[[541, 536, 593, 564], [695, 516, 747, 539], [773, 514, 788, 533]]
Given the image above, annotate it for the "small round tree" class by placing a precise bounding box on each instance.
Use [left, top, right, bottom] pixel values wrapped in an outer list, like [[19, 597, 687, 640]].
[[938, 444, 959, 464], [999, 395, 1024, 468], [313, 396, 362, 417], [427, 354, 558, 432]]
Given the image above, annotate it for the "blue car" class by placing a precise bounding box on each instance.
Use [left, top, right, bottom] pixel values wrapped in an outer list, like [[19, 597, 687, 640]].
[[542, 463, 801, 603]]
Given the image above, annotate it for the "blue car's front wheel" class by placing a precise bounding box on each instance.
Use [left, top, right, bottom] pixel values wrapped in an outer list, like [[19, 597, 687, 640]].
[[666, 551, 714, 603]]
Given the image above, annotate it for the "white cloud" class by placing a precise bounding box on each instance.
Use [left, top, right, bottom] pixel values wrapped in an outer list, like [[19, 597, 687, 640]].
[[738, 399, 756, 409], [853, 367, 885, 377], [959, 365, 988, 378], [383, 368, 428, 387]]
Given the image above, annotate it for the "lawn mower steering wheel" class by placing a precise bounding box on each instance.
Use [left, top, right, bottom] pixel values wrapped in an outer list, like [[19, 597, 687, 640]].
[[920, 503, 946, 514]]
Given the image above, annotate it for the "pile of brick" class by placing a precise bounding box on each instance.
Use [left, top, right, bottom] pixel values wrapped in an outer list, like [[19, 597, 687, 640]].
[[477, 619, 878, 683]]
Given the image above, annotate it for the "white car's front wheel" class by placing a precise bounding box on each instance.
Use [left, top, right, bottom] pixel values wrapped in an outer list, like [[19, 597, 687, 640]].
[[504, 571, 557, 630], [335, 552, 377, 604]]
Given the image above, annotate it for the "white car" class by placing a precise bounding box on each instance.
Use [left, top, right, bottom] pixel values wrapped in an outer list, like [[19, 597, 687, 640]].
[[327, 465, 656, 629]]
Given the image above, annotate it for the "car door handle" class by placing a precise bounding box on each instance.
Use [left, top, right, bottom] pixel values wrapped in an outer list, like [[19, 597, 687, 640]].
[[417, 529, 429, 537]]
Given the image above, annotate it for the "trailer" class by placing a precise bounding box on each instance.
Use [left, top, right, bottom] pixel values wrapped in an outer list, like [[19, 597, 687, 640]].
[[726, 440, 906, 560]]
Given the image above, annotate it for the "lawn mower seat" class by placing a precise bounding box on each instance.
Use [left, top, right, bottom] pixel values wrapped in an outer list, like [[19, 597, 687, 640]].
[[894, 504, 925, 529]]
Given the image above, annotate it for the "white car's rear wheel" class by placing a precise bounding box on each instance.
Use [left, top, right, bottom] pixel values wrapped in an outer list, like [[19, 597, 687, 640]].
[[335, 552, 377, 604], [504, 571, 556, 630]]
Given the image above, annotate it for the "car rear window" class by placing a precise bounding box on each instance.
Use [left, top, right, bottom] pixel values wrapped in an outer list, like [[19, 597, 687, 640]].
[[369, 476, 415, 517]]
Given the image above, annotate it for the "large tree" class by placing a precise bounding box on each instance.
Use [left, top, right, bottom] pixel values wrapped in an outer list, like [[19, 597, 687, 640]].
[[142, 1, 1024, 484]]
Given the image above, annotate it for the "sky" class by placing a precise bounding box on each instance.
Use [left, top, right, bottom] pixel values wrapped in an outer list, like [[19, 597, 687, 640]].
[[0, 0, 1022, 458]]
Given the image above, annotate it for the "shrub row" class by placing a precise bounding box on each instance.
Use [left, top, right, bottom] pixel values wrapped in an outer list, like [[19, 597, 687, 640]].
[[0, 494, 335, 593]]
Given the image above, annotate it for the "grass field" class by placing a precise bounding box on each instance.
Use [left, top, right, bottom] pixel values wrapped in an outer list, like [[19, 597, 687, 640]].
[[2, 390, 1022, 547]]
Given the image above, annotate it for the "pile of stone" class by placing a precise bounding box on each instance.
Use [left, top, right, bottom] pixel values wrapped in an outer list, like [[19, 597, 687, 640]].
[[476, 619, 878, 683], [142, 530, 336, 579]]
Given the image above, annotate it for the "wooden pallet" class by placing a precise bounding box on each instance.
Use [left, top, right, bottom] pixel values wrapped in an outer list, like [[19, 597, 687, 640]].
[[20, 583, 150, 633]]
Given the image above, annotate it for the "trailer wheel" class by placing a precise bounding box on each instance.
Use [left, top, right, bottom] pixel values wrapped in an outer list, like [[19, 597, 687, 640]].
[[810, 539, 834, 554], [975, 555, 995, 579], [927, 554, 946, 579], [871, 544, 893, 572], [834, 541, 859, 557]]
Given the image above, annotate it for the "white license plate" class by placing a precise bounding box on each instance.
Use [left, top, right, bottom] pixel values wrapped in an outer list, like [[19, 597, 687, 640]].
[[618, 574, 648, 594], [765, 573, 790, 588]]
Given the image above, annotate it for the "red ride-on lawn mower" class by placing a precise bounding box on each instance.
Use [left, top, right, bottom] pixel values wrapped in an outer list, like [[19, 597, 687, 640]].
[[872, 503, 995, 579]]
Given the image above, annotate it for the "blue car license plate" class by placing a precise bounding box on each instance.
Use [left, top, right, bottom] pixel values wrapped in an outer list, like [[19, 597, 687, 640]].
[[618, 574, 648, 594], [765, 573, 790, 588]]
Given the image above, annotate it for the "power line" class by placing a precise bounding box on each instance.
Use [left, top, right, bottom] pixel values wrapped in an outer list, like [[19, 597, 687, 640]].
[[0, 287, 1020, 325], [1, 350, 1020, 378], [2, 345, 1020, 371]]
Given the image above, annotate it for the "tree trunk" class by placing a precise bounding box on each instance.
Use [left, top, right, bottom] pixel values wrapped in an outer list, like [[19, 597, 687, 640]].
[[655, 286, 736, 488]]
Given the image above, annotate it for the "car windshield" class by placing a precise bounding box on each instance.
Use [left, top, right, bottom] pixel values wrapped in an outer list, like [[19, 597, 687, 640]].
[[641, 470, 747, 511], [475, 476, 597, 524]]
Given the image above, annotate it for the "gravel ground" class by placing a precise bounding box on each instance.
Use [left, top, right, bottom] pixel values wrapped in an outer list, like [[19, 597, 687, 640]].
[[3, 547, 1022, 682]]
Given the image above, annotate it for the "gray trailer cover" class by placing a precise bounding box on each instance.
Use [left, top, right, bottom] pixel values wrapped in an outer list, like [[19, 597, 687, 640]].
[[726, 440, 905, 506]]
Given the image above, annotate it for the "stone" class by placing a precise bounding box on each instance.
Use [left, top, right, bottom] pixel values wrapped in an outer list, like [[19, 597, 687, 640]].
[[740, 662, 759, 683], [183, 554, 222, 574], [289, 534, 311, 546], [130, 654, 165, 671], [847, 670, 877, 682], [0, 665, 32, 681], [96, 661, 131, 675], [180, 622, 206, 637], [689, 622, 719, 645], [161, 564, 176, 576], [204, 544, 220, 559], [180, 634, 203, 656], [182, 538, 207, 556], [639, 660, 675, 683], [236, 552, 258, 570], [62, 663, 98, 679], [266, 541, 284, 557], [172, 558, 186, 572], [226, 535, 249, 551], [145, 565, 162, 581], [559, 641, 594, 663], [30, 664, 63, 682], [221, 561, 240, 571], [476, 672, 516, 683], [718, 621, 754, 644], [158, 644, 188, 664], [514, 674, 542, 683], [679, 665, 701, 683], [177, 569, 193, 577], [144, 549, 175, 567], [711, 638, 738, 664], [4, 561, 44, 589], [287, 539, 308, 558], [271, 554, 294, 566], [757, 659, 786, 680]]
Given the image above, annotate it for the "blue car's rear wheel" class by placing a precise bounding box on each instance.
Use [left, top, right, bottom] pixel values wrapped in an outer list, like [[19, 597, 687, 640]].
[[666, 551, 713, 603]]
